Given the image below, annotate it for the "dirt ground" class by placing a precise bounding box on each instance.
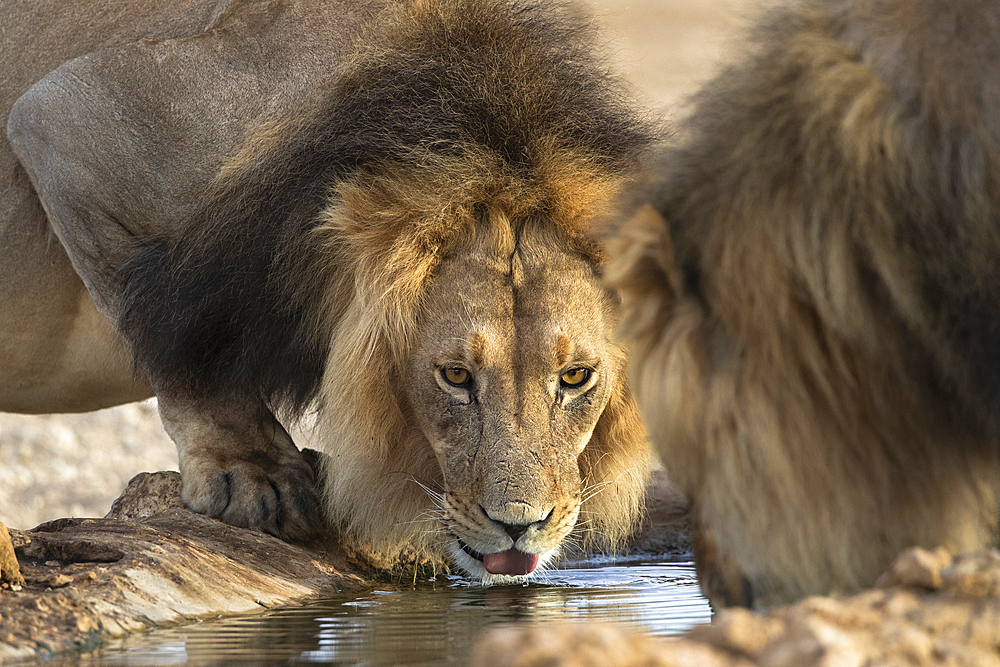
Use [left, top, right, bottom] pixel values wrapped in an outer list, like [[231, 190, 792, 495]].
[[0, 0, 773, 530]]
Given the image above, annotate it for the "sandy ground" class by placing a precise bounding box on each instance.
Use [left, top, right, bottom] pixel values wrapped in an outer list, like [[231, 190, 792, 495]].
[[0, 0, 773, 530], [0, 401, 176, 528]]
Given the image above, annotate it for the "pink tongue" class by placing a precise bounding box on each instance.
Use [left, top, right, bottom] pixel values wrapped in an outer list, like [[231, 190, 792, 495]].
[[482, 549, 540, 575]]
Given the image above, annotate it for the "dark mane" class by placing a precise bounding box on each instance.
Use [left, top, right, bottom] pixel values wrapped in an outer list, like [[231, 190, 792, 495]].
[[116, 0, 652, 415]]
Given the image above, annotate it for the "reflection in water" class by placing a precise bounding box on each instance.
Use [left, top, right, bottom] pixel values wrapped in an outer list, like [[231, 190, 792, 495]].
[[85, 559, 711, 666]]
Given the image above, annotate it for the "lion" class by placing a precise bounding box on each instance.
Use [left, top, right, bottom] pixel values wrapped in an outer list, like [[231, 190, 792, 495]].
[[2, 0, 653, 580], [608, 0, 1000, 607]]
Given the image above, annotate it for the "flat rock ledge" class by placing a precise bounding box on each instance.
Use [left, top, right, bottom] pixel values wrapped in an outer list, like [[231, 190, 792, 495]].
[[470, 546, 1000, 667], [0, 471, 368, 663]]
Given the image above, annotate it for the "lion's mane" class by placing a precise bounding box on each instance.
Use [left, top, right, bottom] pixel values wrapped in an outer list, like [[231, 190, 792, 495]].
[[609, 0, 1000, 606], [117, 0, 652, 563]]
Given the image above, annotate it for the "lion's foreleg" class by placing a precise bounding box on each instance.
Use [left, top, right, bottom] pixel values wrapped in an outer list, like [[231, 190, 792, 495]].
[[156, 392, 320, 541]]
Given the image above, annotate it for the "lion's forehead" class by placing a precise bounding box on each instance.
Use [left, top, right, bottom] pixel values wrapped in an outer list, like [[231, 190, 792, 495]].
[[435, 243, 611, 324], [417, 220, 618, 373], [458, 320, 601, 366], [428, 274, 612, 367]]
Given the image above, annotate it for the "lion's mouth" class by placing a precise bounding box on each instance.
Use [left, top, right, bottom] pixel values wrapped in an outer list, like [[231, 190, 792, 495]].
[[457, 538, 540, 576]]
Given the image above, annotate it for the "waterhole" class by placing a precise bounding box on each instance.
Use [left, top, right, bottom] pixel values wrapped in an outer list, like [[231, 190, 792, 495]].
[[80, 557, 711, 665]]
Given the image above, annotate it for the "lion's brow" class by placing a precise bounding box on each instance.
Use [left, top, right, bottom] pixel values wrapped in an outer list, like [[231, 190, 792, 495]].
[[470, 330, 487, 365], [555, 332, 572, 367]]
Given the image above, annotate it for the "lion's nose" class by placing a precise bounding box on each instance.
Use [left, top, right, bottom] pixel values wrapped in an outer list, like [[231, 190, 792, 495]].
[[498, 521, 530, 541], [482, 504, 553, 542]]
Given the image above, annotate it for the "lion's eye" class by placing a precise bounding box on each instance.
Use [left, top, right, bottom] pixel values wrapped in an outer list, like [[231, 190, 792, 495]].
[[442, 367, 471, 387], [560, 368, 591, 388]]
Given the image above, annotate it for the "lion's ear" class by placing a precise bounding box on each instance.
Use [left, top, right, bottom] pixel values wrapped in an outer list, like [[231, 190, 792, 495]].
[[611, 204, 686, 298], [604, 203, 690, 355], [577, 378, 651, 551]]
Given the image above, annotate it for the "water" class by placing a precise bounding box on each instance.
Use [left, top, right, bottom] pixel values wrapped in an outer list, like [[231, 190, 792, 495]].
[[75, 558, 711, 666]]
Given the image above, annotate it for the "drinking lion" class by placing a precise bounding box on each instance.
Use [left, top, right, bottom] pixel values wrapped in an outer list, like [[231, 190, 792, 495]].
[[2, 0, 652, 579]]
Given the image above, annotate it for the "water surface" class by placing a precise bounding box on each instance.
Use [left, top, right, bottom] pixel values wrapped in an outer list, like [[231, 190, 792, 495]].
[[81, 557, 710, 666]]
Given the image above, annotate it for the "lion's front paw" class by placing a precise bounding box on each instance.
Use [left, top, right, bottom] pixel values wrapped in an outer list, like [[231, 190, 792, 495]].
[[159, 395, 323, 541], [180, 451, 320, 541]]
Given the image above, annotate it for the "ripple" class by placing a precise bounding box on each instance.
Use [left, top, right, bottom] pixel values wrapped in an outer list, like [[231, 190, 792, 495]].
[[84, 559, 711, 666]]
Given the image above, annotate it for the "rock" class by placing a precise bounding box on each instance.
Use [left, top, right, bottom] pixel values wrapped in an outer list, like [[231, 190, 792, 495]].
[[876, 546, 952, 590], [104, 471, 184, 522], [35, 574, 72, 589], [471, 548, 1000, 667], [687, 607, 784, 657], [0, 523, 23, 590], [940, 551, 1000, 598], [468, 623, 752, 667], [0, 471, 366, 660]]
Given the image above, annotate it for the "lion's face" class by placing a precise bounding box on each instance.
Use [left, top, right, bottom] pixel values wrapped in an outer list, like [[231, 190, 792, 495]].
[[405, 221, 625, 581]]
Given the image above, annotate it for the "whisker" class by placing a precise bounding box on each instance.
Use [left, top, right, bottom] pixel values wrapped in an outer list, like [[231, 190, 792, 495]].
[[559, 536, 587, 559], [580, 449, 614, 487], [397, 514, 446, 527], [415, 507, 449, 517], [581, 484, 612, 504], [580, 466, 641, 503], [418, 528, 445, 538], [405, 475, 447, 508]]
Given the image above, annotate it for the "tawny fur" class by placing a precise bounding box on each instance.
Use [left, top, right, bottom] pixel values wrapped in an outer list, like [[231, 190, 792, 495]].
[[112, 0, 652, 568], [314, 167, 650, 564], [608, 0, 1000, 607]]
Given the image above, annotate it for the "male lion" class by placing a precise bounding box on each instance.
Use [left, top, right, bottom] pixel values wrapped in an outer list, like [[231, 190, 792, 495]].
[[609, 0, 1000, 607], [2, 0, 652, 580]]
